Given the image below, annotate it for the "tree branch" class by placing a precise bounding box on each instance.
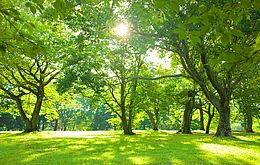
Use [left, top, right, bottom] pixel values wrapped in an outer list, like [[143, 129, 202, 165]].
[[104, 99, 122, 118], [129, 74, 188, 81], [44, 71, 60, 86]]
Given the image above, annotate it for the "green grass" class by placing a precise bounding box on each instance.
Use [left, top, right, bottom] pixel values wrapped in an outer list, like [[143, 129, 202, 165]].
[[0, 130, 259, 165]]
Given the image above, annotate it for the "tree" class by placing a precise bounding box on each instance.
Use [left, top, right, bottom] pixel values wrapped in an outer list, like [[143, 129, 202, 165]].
[[136, 67, 181, 131], [0, 4, 65, 132], [234, 76, 260, 132], [129, 0, 260, 136]]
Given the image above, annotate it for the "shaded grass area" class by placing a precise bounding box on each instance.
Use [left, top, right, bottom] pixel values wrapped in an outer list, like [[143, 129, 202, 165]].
[[0, 130, 259, 165]]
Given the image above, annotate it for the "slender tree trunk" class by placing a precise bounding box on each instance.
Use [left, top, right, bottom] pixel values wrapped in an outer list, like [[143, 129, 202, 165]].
[[205, 105, 215, 134], [199, 108, 205, 131], [38, 119, 41, 130], [127, 109, 135, 135], [42, 119, 45, 130], [154, 107, 159, 131], [146, 111, 158, 130], [15, 98, 33, 132], [53, 119, 58, 131], [121, 105, 131, 135], [245, 112, 253, 133], [215, 104, 231, 137]]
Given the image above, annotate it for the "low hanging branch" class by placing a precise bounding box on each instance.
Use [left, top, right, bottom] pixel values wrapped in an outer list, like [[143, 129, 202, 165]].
[[129, 74, 189, 81]]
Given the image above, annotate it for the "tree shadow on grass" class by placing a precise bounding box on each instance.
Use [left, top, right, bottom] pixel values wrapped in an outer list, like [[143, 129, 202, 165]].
[[0, 131, 259, 164]]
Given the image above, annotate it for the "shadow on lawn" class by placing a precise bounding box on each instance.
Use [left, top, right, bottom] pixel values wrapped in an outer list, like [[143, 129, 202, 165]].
[[0, 131, 258, 165]]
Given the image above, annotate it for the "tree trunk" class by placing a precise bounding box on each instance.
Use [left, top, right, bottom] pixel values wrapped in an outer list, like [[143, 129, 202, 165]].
[[15, 98, 33, 132], [245, 112, 253, 133], [199, 108, 205, 131], [154, 107, 159, 131], [205, 105, 215, 134], [182, 106, 192, 134], [215, 106, 231, 137], [122, 117, 129, 135], [42, 119, 45, 130], [24, 120, 33, 132], [53, 119, 58, 131], [29, 89, 44, 132], [146, 111, 158, 130], [181, 90, 195, 134], [31, 115, 40, 132], [127, 109, 135, 135]]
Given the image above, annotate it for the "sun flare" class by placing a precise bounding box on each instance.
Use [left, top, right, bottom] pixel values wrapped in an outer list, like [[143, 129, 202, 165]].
[[115, 23, 129, 37]]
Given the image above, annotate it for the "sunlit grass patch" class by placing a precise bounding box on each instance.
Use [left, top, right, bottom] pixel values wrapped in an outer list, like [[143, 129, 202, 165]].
[[0, 131, 259, 165]]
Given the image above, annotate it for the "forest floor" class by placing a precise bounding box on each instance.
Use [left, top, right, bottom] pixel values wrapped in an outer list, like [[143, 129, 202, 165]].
[[0, 130, 259, 165]]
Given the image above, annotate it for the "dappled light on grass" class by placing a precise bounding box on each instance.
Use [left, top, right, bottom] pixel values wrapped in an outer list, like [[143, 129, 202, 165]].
[[200, 143, 259, 157], [128, 156, 152, 164], [0, 131, 259, 164]]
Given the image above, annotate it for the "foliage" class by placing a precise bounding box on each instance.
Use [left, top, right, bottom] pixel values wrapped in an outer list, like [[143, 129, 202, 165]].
[[128, 0, 260, 136]]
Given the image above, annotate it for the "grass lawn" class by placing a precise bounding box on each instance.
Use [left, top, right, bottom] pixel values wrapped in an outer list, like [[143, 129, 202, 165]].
[[0, 130, 259, 165]]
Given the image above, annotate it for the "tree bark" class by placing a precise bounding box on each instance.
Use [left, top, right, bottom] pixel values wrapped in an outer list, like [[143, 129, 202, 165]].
[[154, 107, 159, 131], [245, 112, 253, 133], [127, 109, 135, 134], [146, 111, 158, 130], [42, 119, 45, 130], [199, 108, 205, 131], [15, 98, 33, 132], [53, 119, 58, 131], [215, 105, 231, 137], [121, 115, 129, 135], [182, 105, 192, 134], [181, 90, 195, 134], [205, 105, 215, 134]]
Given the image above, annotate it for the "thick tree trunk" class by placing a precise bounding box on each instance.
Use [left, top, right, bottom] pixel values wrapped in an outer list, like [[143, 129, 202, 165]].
[[122, 118, 129, 135], [121, 113, 135, 135], [24, 120, 33, 132], [245, 112, 253, 133], [182, 106, 192, 134], [215, 105, 231, 137], [121, 108, 129, 135], [199, 108, 205, 131], [31, 115, 39, 132]]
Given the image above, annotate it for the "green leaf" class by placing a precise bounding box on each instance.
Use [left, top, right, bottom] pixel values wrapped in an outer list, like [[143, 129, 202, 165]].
[[221, 33, 231, 46], [173, 29, 186, 39], [30, 5, 37, 14], [187, 17, 200, 24], [232, 29, 244, 37], [25, 2, 31, 8], [255, 32, 260, 50], [198, 4, 207, 13], [0, 13, 3, 22], [153, 0, 167, 10], [189, 35, 200, 44]]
